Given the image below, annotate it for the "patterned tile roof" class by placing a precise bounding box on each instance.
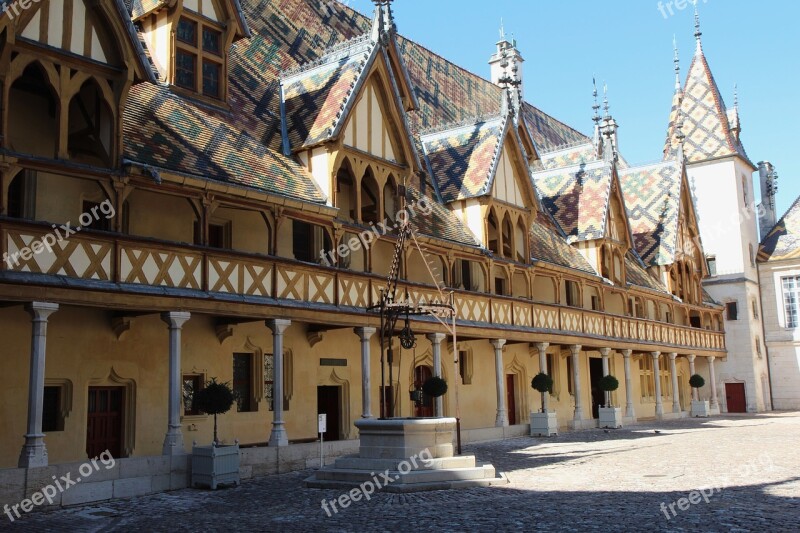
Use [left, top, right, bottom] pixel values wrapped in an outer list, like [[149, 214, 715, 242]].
[[123, 83, 327, 203], [625, 251, 669, 293], [521, 102, 591, 153], [281, 36, 375, 150], [127, 0, 250, 37], [529, 210, 596, 274], [406, 187, 480, 248], [535, 141, 598, 171], [421, 116, 507, 203], [758, 195, 800, 262], [620, 160, 683, 266], [664, 47, 751, 165], [533, 160, 612, 242]]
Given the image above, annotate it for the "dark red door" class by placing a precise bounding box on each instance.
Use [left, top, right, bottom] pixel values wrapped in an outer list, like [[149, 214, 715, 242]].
[[506, 375, 517, 425], [86, 387, 123, 458], [317, 386, 341, 441], [725, 383, 747, 413], [414, 366, 434, 417]]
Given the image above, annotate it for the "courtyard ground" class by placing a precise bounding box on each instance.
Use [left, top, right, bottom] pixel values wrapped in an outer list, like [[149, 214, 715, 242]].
[[5, 412, 800, 532]]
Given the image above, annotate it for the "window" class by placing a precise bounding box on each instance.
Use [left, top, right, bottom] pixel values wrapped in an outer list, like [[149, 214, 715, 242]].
[[453, 259, 481, 292], [42, 386, 63, 432], [749, 244, 755, 268], [8, 171, 36, 219], [782, 276, 800, 328], [566, 356, 574, 396], [639, 356, 654, 400], [742, 175, 748, 207], [81, 201, 111, 232], [726, 301, 739, 321], [755, 336, 762, 359], [591, 295, 600, 311], [174, 16, 225, 99], [182, 374, 204, 416], [494, 277, 507, 296], [752, 298, 759, 320], [233, 353, 254, 412], [565, 280, 580, 307], [292, 220, 329, 263], [458, 350, 473, 385], [706, 256, 717, 276]]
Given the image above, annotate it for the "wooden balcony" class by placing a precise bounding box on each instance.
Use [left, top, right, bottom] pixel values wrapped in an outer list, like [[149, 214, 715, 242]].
[[0, 221, 725, 354]]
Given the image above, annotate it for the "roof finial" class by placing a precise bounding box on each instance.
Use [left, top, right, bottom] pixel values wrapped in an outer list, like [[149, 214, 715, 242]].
[[693, 0, 703, 50], [592, 77, 601, 124], [734, 83, 739, 110], [673, 35, 681, 91], [603, 82, 609, 118], [499, 18, 505, 41]]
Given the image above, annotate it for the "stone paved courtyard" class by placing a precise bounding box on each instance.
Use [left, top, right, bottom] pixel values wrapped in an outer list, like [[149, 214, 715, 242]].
[[5, 413, 800, 532]]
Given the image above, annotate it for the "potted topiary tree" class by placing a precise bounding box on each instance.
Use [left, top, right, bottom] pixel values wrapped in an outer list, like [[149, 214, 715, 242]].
[[597, 374, 622, 428], [191, 378, 241, 490], [689, 374, 710, 417], [422, 376, 448, 399], [529, 373, 557, 436]]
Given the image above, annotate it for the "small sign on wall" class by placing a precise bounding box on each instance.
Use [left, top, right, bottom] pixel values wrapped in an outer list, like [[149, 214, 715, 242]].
[[318, 414, 327, 434]]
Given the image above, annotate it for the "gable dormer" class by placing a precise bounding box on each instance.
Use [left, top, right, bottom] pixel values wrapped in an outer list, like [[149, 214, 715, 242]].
[[134, 0, 250, 103], [1, 0, 156, 166]]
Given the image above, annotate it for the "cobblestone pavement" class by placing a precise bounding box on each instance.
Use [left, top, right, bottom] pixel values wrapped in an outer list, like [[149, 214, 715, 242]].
[[5, 413, 800, 532]]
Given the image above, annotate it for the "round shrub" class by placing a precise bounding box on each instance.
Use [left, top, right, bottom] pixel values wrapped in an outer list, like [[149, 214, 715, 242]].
[[689, 374, 706, 389], [531, 372, 554, 393], [598, 375, 619, 392], [422, 376, 448, 398]]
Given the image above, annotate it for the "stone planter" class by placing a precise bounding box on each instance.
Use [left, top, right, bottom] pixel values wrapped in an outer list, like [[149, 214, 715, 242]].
[[191, 443, 240, 490], [598, 407, 623, 428], [530, 411, 558, 436], [691, 400, 711, 418]]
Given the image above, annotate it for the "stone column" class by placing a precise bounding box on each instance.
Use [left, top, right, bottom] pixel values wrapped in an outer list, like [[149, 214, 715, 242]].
[[669, 353, 681, 413], [688, 355, 698, 401], [708, 356, 719, 410], [161, 312, 191, 454], [535, 342, 550, 413], [427, 333, 447, 417], [268, 319, 291, 446], [621, 349, 635, 419], [19, 302, 59, 468], [355, 327, 377, 418], [652, 352, 663, 418], [491, 339, 508, 427], [599, 347, 611, 408], [571, 345, 583, 423]]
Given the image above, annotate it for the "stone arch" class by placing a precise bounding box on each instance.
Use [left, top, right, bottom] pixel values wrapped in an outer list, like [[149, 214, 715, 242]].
[[504, 355, 528, 425], [409, 348, 448, 415], [7, 60, 60, 157], [326, 369, 352, 440], [360, 166, 380, 224], [67, 78, 116, 165], [88, 367, 136, 458]]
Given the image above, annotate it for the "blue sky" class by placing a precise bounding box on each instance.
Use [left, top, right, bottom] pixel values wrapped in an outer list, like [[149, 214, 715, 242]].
[[345, 0, 800, 219]]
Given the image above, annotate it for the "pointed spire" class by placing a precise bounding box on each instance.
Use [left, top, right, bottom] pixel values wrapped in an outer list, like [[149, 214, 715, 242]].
[[734, 83, 739, 110], [499, 18, 505, 41], [693, 0, 703, 53], [603, 82, 610, 118], [370, 0, 395, 44], [592, 77, 601, 125], [673, 35, 682, 92]]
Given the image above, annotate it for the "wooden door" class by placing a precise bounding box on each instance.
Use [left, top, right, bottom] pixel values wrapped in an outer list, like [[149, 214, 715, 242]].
[[725, 383, 747, 413], [506, 374, 517, 425], [413, 366, 434, 417], [86, 387, 123, 459], [317, 386, 341, 441]]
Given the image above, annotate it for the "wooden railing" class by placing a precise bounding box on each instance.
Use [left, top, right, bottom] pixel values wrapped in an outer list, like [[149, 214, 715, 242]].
[[0, 222, 725, 352]]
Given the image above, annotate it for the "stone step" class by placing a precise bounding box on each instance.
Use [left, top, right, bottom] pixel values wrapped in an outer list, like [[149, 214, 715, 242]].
[[305, 471, 508, 493], [311, 464, 497, 485], [332, 455, 476, 472]]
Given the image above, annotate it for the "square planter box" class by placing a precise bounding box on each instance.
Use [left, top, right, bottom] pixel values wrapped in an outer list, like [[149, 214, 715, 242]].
[[691, 400, 710, 418], [598, 407, 622, 428], [530, 411, 558, 437], [192, 443, 241, 490]]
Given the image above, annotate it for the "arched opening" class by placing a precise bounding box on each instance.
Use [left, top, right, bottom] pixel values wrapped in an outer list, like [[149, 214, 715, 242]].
[[515, 218, 527, 263], [659, 302, 672, 323], [7, 170, 36, 220], [512, 271, 529, 299], [600, 245, 611, 279], [8, 63, 58, 158], [613, 251, 624, 284], [502, 213, 513, 259], [487, 210, 500, 255], [689, 310, 702, 329], [383, 175, 397, 223], [338, 232, 366, 271], [452, 258, 485, 292], [532, 275, 557, 303], [360, 169, 380, 225], [335, 160, 357, 222], [68, 79, 114, 166], [493, 265, 508, 296]]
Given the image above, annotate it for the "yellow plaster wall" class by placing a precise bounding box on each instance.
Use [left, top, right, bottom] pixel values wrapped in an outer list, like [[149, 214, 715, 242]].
[[126, 189, 196, 243]]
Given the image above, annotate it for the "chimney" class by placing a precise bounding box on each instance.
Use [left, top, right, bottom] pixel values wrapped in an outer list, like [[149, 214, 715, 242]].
[[489, 25, 524, 110], [757, 161, 778, 239]]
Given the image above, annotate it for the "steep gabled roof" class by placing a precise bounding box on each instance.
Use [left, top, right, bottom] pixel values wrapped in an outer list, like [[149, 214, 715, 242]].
[[406, 187, 480, 248], [521, 103, 591, 153], [421, 115, 508, 203], [664, 44, 751, 166], [625, 251, 669, 293], [535, 141, 598, 171], [620, 160, 683, 266], [529, 210, 597, 274], [758, 195, 800, 262], [533, 159, 613, 242]]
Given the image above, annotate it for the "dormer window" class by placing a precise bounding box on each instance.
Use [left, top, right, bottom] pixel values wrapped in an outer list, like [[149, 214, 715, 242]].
[[174, 15, 225, 100]]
